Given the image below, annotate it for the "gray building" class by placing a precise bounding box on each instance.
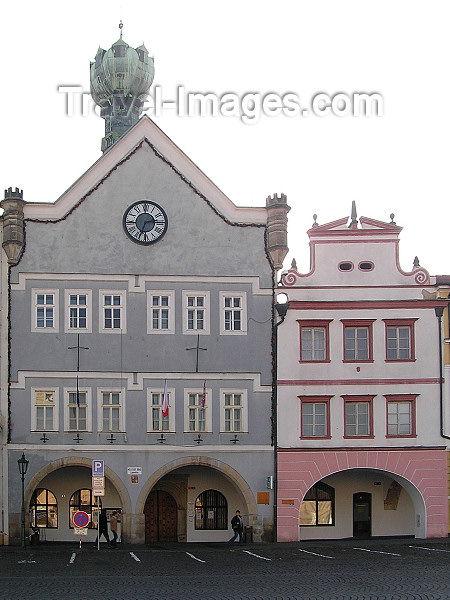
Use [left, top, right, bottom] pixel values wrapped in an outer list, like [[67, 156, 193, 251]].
[[1, 34, 289, 544]]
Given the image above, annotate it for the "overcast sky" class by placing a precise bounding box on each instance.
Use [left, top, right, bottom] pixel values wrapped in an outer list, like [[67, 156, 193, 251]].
[[2, 1, 449, 275]]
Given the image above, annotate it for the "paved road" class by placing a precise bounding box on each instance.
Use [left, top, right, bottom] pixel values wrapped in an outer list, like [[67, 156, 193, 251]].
[[0, 537, 449, 600]]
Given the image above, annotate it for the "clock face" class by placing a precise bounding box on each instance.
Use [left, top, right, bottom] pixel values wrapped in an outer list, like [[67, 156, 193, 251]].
[[123, 201, 168, 245]]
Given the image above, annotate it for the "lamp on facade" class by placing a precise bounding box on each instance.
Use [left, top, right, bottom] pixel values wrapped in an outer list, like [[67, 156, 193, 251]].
[[17, 453, 29, 549]]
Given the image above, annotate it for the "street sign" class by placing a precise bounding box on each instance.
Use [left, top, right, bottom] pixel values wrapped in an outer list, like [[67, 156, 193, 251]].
[[127, 467, 142, 475], [92, 460, 104, 477], [74, 527, 88, 535], [73, 510, 90, 528], [92, 476, 105, 496]]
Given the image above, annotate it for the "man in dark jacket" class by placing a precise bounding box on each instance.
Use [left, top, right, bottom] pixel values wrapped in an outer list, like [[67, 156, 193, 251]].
[[228, 510, 244, 544], [98, 508, 110, 545]]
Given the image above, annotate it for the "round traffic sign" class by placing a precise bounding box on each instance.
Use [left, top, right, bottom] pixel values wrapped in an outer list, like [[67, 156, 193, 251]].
[[73, 510, 90, 528]]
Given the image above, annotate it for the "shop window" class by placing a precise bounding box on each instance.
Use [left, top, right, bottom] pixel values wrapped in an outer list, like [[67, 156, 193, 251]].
[[29, 488, 58, 528], [69, 489, 98, 529], [300, 482, 334, 526], [195, 489, 228, 530]]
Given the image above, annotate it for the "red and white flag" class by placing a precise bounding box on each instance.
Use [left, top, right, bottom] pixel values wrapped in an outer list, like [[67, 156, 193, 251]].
[[162, 380, 169, 417], [201, 380, 206, 408]]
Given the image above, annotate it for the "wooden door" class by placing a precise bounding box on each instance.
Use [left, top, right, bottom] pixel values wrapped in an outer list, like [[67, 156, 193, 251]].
[[144, 490, 177, 542]]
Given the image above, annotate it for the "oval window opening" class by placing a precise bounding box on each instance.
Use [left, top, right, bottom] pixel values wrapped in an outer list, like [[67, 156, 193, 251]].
[[338, 262, 353, 271], [359, 262, 374, 271]]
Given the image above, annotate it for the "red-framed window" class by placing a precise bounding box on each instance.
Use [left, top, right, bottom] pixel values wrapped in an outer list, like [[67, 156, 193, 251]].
[[341, 319, 375, 362], [298, 320, 332, 363], [300, 396, 332, 439], [383, 319, 417, 362], [343, 395, 375, 438], [385, 394, 417, 437]]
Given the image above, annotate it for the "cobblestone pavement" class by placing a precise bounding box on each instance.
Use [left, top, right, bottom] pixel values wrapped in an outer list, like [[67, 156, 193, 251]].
[[0, 537, 449, 600]]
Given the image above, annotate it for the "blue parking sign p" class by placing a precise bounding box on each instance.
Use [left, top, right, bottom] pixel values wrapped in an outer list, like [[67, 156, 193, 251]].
[[92, 460, 104, 476]]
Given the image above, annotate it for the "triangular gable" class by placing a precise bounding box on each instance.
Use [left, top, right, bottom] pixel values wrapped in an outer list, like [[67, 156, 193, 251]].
[[307, 217, 349, 235], [359, 216, 402, 232], [23, 115, 267, 224]]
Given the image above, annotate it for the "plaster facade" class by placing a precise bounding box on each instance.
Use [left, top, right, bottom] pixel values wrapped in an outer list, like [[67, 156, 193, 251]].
[[277, 208, 448, 541], [1, 115, 288, 544]]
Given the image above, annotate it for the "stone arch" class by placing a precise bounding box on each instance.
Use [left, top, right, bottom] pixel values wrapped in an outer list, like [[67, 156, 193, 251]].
[[277, 448, 448, 540], [25, 456, 132, 521], [136, 455, 257, 519]]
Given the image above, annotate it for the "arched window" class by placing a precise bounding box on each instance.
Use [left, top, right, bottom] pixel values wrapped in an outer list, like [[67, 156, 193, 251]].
[[69, 489, 99, 529], [300, 482, 334, 526], [195, 489, 227, 530], [29, 488, 58, 528]]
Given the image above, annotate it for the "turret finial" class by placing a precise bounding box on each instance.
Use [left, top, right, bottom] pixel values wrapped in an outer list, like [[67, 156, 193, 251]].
[[349, 200, 358, 228], [119, 20, 123, 39]]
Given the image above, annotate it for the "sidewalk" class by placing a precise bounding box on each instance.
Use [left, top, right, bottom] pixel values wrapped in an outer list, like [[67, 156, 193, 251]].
[[1, 534, 448, 553]]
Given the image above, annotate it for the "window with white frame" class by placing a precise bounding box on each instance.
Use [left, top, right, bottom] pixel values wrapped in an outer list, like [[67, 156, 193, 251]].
[[299, 320, 332, 362], [342, 320, 375, 362], [343, 395, 374, 437], [220, 389, 248, 432], [64, 387, 91, 432], [182, 291, 210, 335], [99, 390, 125, 432], [65, 290, 92, 333], [300, 396, 331, 438], [384, 319, 417, 361], [185, 387, 211, 432], [99, 291, 126, 333], [147, 387, 174, 432], [32, 289, 59, 332], [385, 395, 416, 437], [147, 291, 175, 334], [220, 292, 247, 334], [32, 389, 59, 431]]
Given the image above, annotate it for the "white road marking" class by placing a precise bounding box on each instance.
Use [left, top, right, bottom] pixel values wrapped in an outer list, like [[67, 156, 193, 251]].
[[68, 552, 77, 565], [18, 560, 37, 564], [130, 552, 141, 562], [354, 547, 401, 556], [298, 549, 333, 559], [409, 545, 450, 553], [186, 552, 206, 563], [243, 550, 271, 561]]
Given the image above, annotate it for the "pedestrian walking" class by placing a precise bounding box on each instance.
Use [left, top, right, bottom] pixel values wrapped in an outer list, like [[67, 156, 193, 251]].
[[97, 508, 110, 545], [110, 509, 122, 548], [228, 509, 244, 544]]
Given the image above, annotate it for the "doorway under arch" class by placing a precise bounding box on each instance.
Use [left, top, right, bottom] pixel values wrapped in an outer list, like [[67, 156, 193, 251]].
[[144, 490, 178, 542], [136, 456, 258, 544]]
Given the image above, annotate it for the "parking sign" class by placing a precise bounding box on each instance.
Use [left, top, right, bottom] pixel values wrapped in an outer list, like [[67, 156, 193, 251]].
[[92, 459, 104, 477]]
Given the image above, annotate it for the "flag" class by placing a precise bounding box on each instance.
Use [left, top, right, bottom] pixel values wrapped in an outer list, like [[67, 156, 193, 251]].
[[201, 380, 206, 408], [161, 380, 169, 417]]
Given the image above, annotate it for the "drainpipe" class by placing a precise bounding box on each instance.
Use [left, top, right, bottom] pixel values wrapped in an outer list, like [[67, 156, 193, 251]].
[[272, 296, 289, 542], [435, 306, 450, 440]]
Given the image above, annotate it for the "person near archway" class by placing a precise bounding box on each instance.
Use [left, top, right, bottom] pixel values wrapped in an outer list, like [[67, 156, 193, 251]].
[[228, 510, 244, 544]]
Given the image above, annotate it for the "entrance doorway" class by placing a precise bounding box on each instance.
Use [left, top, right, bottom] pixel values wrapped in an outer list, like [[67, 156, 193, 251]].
[[144, 490, 177, 542], [353, 492, 371, 538]]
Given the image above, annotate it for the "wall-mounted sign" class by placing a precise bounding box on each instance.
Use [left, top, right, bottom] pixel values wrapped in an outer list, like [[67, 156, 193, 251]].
[[127, 467, 142, 475]]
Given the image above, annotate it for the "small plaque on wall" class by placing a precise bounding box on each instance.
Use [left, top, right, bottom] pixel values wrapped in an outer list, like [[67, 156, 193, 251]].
[[282, 499, 295, 505], [257, 492, 270, 505]]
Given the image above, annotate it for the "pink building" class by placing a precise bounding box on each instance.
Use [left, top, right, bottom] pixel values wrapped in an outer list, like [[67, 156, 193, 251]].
[[277, 204, 448, 541]]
